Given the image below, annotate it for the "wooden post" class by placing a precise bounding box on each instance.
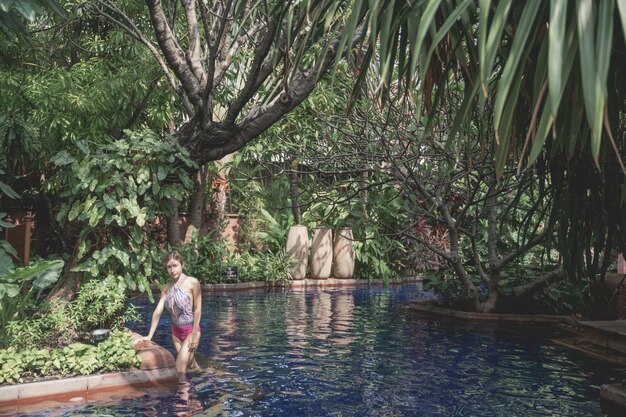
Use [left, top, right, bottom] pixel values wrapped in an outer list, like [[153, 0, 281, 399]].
[[3, 211, 35, 265]]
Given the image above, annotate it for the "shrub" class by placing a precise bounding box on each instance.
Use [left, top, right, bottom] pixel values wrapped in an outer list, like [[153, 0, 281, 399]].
[[0, 329, 140, 385]]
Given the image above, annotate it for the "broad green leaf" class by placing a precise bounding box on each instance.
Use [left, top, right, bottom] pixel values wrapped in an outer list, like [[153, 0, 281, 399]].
[[334, 0, 365, 75], [67, 199, 83, 221], [31, 260, 64, 289], [156, 165, 167, 181], [14, 0, 41, 21], [0, 181, 20, 199], [0, 240, 18, 257], [478, 0, 492, 94], [77, 239, 89, 259], [136, 210, 146, 227], [0, 283, 20, 299], [0, 217, 16, 229], [576, 0, 596, 133], [0, 259, 64, 290], [409, 0, 443, 81], [495, 64, 526, 177], [0, 252, 15, 276]]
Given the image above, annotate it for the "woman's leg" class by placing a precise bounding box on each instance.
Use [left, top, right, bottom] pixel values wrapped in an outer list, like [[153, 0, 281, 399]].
[[186, 331, 201, 370], [174, 331, 200, 377]]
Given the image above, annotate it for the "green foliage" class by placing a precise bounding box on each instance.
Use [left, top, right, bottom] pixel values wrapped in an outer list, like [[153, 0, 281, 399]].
[[256, 208, 294, 254], [5, 276, 140, 349], [73, 277, 131, 330], [157, 231, 292, 284], [170, 232, 227, 285], [0, 259, 63, 346], [228, 250, 292, 284], [0, 0, 64, 40], [0, 169, 19, 275], [534, 280, 588, 315], [53, 130, 196, 297], [0, 329, 140, 385], [422, 272, 468, 307]]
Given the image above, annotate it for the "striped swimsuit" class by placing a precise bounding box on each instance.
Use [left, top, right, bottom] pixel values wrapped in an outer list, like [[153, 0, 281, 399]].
[[165, 279, 200, 342]]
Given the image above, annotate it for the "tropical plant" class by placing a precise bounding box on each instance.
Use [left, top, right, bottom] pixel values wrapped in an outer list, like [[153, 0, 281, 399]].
[[0, 169, 20, 274], [0, 328, 140, 385], [329, 0, 626, 283], [0, 259, 64, 346], [170, 231, 227, 284], [49, 129, 196, 301], [256, 208, 294, 254], [0, 0, 64, 39], [85, 0, 366, 166]]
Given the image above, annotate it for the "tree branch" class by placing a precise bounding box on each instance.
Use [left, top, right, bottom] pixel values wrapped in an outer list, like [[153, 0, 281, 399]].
[[93, 0, 194, 116], [508, 268, 562, 299], [225, 17, 278, 125], [146, 0, 202, 107], [181, 0, 206, 85]]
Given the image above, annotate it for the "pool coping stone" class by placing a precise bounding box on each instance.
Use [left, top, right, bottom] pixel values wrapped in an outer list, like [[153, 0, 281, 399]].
[[408, 301, 578, 325], [145, 276, 424, 294], [0, 367, 178, 414]]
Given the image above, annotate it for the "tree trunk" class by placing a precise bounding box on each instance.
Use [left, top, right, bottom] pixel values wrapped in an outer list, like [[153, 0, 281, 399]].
[[47, 270, 83, 303], [185, 164, 208, 242], [479, 186, 500, 313], [289, 164, 302, 224], [167, 198, 180, 246], [206, 176, 227, 237], [47, 238, 84, 302]]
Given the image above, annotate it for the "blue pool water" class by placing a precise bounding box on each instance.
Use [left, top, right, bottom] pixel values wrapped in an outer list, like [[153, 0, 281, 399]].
[[17, 284, 625, 416]]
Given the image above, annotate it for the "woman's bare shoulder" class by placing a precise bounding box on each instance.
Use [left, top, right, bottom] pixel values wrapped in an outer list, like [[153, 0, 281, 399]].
[[187, 276, 201, 286]]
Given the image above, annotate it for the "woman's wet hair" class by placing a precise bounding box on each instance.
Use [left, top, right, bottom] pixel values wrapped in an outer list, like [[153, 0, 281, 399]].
[[163, 249, 184, 265]]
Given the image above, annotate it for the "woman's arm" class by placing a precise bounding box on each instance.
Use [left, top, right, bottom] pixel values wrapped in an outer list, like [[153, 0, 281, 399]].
[[188, 278, 202, 350], [143, 287, 168, 341]]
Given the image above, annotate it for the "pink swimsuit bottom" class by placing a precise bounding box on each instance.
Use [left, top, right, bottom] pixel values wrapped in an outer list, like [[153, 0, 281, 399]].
[[171, 324, 201, 342]]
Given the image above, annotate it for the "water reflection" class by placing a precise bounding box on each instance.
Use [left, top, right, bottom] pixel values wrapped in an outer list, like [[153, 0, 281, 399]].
[[311, 290, 332, 340], [172, 382, 203, 417], [284, 289, 356, 347], [331, 291, 355, 346], [285, 288, 307, 349], [16, 285, 623, 417]]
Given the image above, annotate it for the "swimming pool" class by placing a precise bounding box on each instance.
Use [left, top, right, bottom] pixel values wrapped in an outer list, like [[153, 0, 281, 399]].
[[16, 284, 625, 416]]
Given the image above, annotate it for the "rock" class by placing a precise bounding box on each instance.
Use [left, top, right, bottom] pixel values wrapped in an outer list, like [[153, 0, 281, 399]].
[[129, 332, 175, 370]]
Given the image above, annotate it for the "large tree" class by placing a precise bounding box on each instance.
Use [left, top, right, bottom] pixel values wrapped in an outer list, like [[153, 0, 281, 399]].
[[98, 0, 624, 281], [87, 0, 366, 164], [334, 0, 626, 282]]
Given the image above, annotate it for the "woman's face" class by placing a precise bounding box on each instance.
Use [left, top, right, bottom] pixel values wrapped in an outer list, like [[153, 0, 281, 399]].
[[166, 258, 183, 280]]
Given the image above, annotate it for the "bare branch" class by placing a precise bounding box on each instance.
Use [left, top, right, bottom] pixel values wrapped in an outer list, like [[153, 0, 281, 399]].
[[508, 268, 562, 299], [181, 0, 206, 85], [225, 18, 278, 125], [146, 0, 202, 107]]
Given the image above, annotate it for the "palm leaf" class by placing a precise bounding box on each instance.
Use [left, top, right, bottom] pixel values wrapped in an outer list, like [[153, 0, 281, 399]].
[[492, 1, 542, 141], [548, 0, 567, 116]]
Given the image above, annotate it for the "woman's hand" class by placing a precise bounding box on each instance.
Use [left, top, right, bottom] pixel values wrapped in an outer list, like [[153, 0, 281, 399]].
[[188, 333, 198, 351], [132, 335, 152, 347]]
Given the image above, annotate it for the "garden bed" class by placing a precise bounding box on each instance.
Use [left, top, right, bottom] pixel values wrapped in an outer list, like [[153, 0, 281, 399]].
[[0, 333, 177, 415]]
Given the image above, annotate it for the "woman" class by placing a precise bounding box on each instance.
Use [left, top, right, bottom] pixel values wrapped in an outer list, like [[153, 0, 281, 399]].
[[138, 250, 202, 380]]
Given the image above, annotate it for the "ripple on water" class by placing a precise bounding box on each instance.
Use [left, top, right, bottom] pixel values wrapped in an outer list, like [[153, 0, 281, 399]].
[[16, 285, 625, 417]]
